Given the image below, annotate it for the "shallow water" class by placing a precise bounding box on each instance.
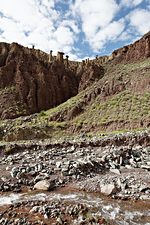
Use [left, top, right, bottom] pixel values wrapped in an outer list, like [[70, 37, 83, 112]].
[[0, 190, 150, 225]]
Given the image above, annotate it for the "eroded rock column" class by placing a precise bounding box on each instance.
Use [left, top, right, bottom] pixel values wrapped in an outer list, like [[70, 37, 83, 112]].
[[66, 55, 69, 68], [0, 43, 8, 67], [145, 36, 150, 57], [49, 50, 53, 62], [57, 51, 64, 63]]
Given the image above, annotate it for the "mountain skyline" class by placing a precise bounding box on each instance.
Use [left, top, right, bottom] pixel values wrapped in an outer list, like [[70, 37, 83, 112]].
[[0, 0, 150, 60]]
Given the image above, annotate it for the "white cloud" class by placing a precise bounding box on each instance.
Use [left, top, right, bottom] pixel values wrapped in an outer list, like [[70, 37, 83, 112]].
[[71, 0, 124, 51], [0, 0, 79, 59], [128, 8, 150, 34], [117, 31, 132, 41], [91, 19, 125, 51], [0, 0, 46, 30], [60, 20, 79, 34], [120, 0, 144, 7], [0, 0, 150, 59], [53, 26, 75, 49], [71, 0, 119, 37]]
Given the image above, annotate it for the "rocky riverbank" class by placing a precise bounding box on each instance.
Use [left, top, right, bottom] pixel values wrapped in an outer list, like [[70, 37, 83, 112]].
[[0, 131, 150, 224]]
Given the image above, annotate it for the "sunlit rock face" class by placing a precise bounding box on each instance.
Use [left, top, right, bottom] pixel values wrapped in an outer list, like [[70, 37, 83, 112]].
[[110, 31, 150, 63]]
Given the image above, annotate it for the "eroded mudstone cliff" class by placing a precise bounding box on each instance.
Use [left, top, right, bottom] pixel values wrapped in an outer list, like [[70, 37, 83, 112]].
[[0, 42, 103, 119], [0, 32, 150, 120], [76, 63, 104, 92], [110, 31, 150, 63], [0, 42, 78, 119]]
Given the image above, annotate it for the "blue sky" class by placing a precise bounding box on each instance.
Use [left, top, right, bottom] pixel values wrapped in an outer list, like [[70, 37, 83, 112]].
[[0, 0, 150, 60]]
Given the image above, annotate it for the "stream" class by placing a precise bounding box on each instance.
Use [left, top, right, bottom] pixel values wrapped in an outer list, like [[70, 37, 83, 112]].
[[0, 189, 150, 225], [0, 136, 150, 224]]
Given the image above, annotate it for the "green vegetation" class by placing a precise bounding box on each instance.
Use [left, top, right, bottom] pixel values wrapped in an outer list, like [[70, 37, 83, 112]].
[[72, 91, 150, 129], [0, 58, 149, 142], [0, 86, 16, 94], [104, 58, 150, 74]]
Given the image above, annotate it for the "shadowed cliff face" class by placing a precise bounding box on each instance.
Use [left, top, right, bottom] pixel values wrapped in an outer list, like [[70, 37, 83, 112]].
[[0, 43, 79, 119], [0, 42, 104, 119]]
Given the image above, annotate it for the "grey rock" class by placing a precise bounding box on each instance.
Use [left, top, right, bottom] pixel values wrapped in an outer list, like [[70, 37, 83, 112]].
[[109, 162, 116, 169], [140, 195, 150, 200], [101, 183, 117, 196], [110, 168, 121, 175], [125, 165, 132, 169], [139, 185, 150, 192], [56, 216, 63, 224], [141, 165, 150, 170], [56, 161, 61, 168], [30, 206, 40, 213], [34, 179, 55, 191]]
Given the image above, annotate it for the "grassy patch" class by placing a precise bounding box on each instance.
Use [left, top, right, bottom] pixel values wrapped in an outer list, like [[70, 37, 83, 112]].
[[72, 90, 150, 128], [0, 58, 149, 141]]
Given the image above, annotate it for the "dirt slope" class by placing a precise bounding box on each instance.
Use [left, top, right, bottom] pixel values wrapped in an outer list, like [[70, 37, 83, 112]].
[[0, 42, 104, 119], [0, 32, 149, 141]]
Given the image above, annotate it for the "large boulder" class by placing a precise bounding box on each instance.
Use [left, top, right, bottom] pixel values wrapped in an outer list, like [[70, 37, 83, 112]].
[[100, 183, 117, 196], [34, 179, 55, 191]]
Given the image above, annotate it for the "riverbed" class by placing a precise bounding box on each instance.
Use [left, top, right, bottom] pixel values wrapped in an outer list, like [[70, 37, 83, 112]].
[[0, 187, 150, 225]]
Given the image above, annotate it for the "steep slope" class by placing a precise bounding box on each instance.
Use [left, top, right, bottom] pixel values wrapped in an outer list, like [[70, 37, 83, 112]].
[[0, 42, 103, 119], [0, 42, 78, 119], [46, 58, 150, 132], [0, 32, 149, 141], [110, 31, 150, 63], [0, 57, 149, 142]]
